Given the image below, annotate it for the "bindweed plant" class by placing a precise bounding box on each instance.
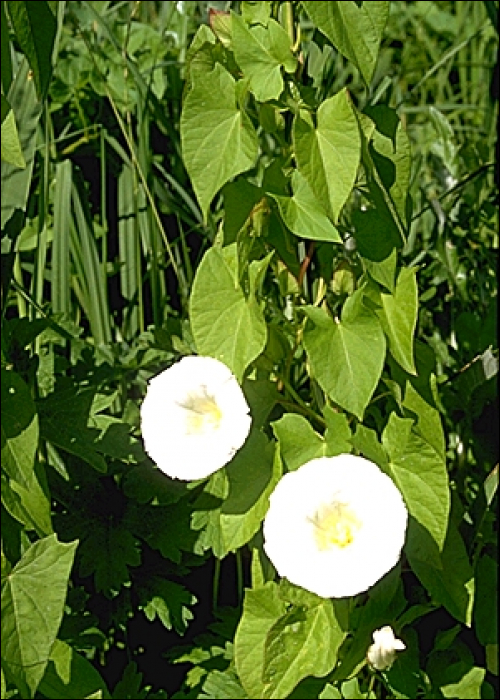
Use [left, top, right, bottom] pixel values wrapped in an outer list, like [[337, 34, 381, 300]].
[[1, 2, 498, 699]]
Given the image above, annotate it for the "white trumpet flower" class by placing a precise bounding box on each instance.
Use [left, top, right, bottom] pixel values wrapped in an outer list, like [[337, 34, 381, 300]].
[[263, 454, 408, 598], [140, 356, 251, 480]]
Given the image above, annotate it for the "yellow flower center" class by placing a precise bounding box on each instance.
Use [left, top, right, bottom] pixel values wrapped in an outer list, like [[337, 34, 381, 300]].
[[181, 390, 222, 435], [312, 501, 362, 551]]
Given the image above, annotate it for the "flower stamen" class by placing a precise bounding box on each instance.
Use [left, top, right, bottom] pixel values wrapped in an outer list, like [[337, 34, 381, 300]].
[[311, 501, 362, 550]]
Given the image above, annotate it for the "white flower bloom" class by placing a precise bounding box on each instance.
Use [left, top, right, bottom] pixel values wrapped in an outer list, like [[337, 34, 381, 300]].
[[140, 355, 251, 480], [263, 454, 408, 598], [367, 626, 406, 670]]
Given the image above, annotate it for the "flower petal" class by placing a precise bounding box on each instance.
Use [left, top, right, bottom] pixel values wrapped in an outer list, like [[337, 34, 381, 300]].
[[263, 454, 408, 598], [140, 355, 252, 480]]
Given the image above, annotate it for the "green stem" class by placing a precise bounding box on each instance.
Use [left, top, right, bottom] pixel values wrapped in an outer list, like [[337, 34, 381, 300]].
[[213, 558, 221, 612]]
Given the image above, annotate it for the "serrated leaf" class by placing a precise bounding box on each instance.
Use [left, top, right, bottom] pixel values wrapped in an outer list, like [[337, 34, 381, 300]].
[[1, 535, 78, 697], [303, 303, 385, 419], [142, 579, 196, 635], [382, 413, 450, 551], [78, 522, 140, 596], [38, 639, 111, 699], [293, 89, 360, 222], [301, 1, 389, 84], [1, 108, 26, 169], [190, 244, 268, 382], [262, 599, 344, 699], [272, 170, 342, 242], [376, 267, 418, 374], [235, 583, 288, 698], [6, 1, 56, 99], [199, 669, 248, 699], [180, 63, 258, 221], [232, 13, 296, 102]]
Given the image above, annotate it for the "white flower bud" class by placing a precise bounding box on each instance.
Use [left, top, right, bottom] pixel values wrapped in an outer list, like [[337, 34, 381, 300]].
[[367, 626, 406, 670]]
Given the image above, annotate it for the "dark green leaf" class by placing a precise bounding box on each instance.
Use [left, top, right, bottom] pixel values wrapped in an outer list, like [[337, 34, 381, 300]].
[[6, 1, 56, 100]]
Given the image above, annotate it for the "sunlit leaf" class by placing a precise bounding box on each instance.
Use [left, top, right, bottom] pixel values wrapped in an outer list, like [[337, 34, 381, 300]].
[[301, 2, 389, 84], [1, 535, 78, 697], [293, 89, 360, 222], [181, 63, 258, 221]]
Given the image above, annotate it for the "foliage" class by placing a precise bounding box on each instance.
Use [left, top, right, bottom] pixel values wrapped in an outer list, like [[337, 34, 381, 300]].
[[1, 1, 498, 699]]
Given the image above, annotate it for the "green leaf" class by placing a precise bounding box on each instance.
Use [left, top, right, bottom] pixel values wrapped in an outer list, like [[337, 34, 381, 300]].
[[382, 413, 450, 551], [78, 521, 140, 597], [1, 59, 41, 229], [386, 341, 445, 460], [232, 13, 296, 102], [303, 300, 386, 419], [242, 378, 281, 430], [406, 498, 474, 626], [272, 413, 327, 471], [293, 89, 360, 222], [262, 599, 344, 699], [301, 1, 390, 84], [1, 535, 78, 697], [38, 639, 111, 699], [1, 108, 25, 169], [234, 583, 288, 698], [142, 579, 196, 635], [193, 431, 281, 558], [180, 63, 258, 221], [190, 244, 268, 382], [374, 268, 419, 375], [199, 669, 249, 699], [272, 170, 342, 242], [1, 369, 38, 487], [1, 1, 12, 94], [440, 666, 486, 699], [6, 1, 56, 100], [365, 105, 412, 229], [38, 385, 108, 473], [271, 410, 351, 473]]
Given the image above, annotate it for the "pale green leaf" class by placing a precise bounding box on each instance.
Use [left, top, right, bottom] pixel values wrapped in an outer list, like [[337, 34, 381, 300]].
[[190, 244, 268, 382], [301, 1, 390, 84], [262, 600, 344, 699], [38, 639, 110, 699], [293, 89, 360, 222], [234, 583, 288, 698], [376, 267, 418, 375], [303, 303, 385, 419], [382, 414, 450, 551], [1, 108, 26, 169], [180, 63, 258, 221], [272, 413, 326, 471], [199, 669, 248, 699], [272, 170, 342, 242], [440, 667, 486, 700], [232, 13, 297, 102], [1, 535, 78, 697]]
